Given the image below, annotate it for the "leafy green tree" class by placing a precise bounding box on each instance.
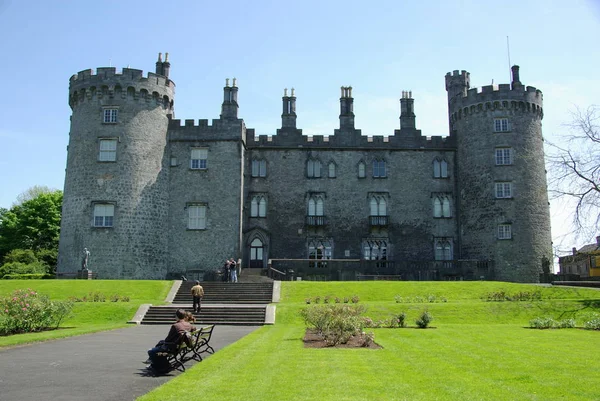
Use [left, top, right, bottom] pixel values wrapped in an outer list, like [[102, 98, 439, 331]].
[[0, 190, 62, 268]]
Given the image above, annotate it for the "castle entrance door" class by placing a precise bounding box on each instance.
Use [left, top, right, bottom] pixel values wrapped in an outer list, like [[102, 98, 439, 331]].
[[249, 238, 264, 269]]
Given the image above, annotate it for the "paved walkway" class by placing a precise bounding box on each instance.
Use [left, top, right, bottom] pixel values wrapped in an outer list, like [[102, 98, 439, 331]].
[[0, 324, 259, 401]]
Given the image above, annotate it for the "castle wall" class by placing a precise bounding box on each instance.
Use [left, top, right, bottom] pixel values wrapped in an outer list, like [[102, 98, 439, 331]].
[[448, 79, 552, 282], [244, 144, 456, 265], [58, 68, 174, 278], [165, 120, 245, 274]]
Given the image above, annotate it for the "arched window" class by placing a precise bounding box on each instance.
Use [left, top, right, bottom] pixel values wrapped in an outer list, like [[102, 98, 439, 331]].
[[328, 162, 336, 178], [250, 195, 267, 217], [308, 196, 324, 216], [357, 161, 366, 178], [433, 194, 452, 218], [434, 238, 453, 261], [369, 196, 387, 216]]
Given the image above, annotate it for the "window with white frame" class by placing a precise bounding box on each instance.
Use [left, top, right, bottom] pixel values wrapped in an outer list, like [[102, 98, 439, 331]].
[[495, 182, 513, 198], [328, 162, 336, 178], [373, 159, 386, 178], [308, 194, 324, 216], [434, 238, 453, 260], [497, 224, 512, 239], [495, 148, 512, 165], [98, 139, 117, 162], [363, 239, 388, 262], [307, 159, 321, 178], [308, 238, 332, 268], [358, 161, 366, 178], [433, 159, 448, 178], [369, 195, 387, 216], [494, 118, 510, 132], [93, 203, 114, 227], [190, 148, 208, 170], [187, 204, 206, 229], [250, 195, 267, 217], [103, 108, 118, 123], [251, 159, 267, 177], [433, 194, 452, 218]]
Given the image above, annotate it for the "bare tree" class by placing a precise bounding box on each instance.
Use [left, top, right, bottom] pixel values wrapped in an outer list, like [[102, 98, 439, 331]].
[[546, 105, 600, 243], [14, 185, 58, 206]]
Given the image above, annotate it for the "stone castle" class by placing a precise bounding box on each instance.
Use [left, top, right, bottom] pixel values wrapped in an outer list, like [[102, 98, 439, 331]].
[[57, 53, 552, 282]]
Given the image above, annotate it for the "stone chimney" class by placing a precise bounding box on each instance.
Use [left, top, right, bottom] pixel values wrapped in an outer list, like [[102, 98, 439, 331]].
[[572, 247, 577, 255]]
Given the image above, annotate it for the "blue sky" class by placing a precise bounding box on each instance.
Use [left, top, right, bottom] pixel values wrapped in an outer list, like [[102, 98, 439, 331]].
[[0, 0, 599, 258]]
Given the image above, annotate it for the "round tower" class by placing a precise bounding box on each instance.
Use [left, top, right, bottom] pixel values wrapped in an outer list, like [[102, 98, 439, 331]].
[[58, 54, 175, 279], [446, 66, 552, 282]]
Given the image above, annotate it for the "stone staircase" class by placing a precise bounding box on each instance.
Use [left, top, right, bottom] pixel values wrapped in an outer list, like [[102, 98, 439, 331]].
[[139, 276, 276, 326]]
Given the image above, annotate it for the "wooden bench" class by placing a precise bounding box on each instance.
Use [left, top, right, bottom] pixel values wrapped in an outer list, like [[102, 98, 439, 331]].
[[160, 325, 216, 372]]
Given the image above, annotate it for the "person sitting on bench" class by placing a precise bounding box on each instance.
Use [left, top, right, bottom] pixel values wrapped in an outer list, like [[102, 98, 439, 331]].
[[147, 309, 196, 373]]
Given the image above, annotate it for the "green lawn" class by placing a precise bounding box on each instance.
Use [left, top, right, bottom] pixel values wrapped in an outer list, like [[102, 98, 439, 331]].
[[138, 281, 600, 401], [0, 280, 171, 347]]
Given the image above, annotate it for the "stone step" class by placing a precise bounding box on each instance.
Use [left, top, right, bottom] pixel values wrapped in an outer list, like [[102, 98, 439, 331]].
[[141, 305, 267, 325]]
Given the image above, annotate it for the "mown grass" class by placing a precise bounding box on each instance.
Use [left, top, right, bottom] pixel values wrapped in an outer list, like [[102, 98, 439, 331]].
[[0, 280, 171, 347], [138, 281, 600, 401]]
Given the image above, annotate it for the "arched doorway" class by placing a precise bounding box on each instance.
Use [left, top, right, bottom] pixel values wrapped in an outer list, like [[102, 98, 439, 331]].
[[249, 238, 264, 268]]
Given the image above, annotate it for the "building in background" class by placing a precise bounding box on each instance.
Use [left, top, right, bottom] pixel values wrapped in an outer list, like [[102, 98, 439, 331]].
[[559, 237, 600, 278], [57, 54, 553, 282]]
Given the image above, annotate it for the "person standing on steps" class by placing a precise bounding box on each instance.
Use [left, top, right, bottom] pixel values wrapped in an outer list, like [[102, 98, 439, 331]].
[[191, 280, 204, 313], [229, 258, 238, 283]]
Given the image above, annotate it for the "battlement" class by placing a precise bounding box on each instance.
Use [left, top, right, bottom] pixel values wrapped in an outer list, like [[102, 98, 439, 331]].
[[246, 130, 455, 150], [68, 67, 175, 110], [167, 117, 244, 141]]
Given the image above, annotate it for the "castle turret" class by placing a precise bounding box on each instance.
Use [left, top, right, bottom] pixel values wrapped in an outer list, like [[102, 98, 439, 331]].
[[281, 88, 297, 128], [447, 66, 552, 282], [400, 90, 416, 130], [221, 78, 239, 119], [58, 59, 175, 278], [339, 86, 354, 130]]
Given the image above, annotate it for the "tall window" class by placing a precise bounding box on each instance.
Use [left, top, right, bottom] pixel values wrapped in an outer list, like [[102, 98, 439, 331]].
[[433, 194, 452, 218], [373, 160, 386, 178], [363, 239, 388, 262], [308, 195, 324, 216], [328, 162, 336, 178], [191, 148, 208, 170], [497, 224, 512, 239], [103, 108, 118, 123], [307, 159, 321, 178], [188, 205, 206, 229], [370, 196, 387, 216], [93, 204, 114, 227], [494, 118, 510, 132], [434, 238, 453, 260], [433, 159, 448, 178], [251, 159, 267, 177], [495, 182, 513, 199], [308, 238, 332, 268], [357, 161, 366, 178], [250, 195, 267, 217], [495, 148, 512, 165], [98, 139, 117, 162]]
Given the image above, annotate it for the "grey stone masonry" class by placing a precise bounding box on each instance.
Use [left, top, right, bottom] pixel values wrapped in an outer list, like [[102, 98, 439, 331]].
[[58, 55, 552, 283]]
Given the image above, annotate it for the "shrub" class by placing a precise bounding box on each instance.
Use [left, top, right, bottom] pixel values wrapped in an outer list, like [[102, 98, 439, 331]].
[[360, 331, 375, 347], [415, 310, 433, 328], [300, 304, 368, 346], [120, 296, 130, 302], [394, 295, 403, 303], [110, 294, 121, 302], [0, 288, 73, 335], [334, 297, 341, 303], [557, 318, 576, 328], [3, 273, 54, 280], [484, 290, 542, 302], [396, 312, 407, 328], [323, 295, 331, 304], [351, 295, 360, 304], [529, 317, 556, 329], [305, 298, 311, 304], [583, 315, 600, 330], [343, 297, 349, 303]]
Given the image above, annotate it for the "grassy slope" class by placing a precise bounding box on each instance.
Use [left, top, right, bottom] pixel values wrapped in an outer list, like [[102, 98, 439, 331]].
[[139, 282, 600, 401], [0, 280, 171, 347]]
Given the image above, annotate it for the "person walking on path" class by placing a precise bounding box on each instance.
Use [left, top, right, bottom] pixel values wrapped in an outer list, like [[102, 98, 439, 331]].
[[191, 281, 204, 313]]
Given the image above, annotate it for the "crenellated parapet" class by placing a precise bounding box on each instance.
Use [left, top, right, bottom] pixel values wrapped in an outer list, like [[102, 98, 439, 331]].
[[168, 117, 244, 141], [246, 130, 454, 150], [68, 67, 175, 111], [448, 84, 543, 125]]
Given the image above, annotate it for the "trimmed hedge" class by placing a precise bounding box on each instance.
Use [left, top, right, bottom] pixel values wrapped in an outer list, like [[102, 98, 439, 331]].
[[2, 273, 55, 280]]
